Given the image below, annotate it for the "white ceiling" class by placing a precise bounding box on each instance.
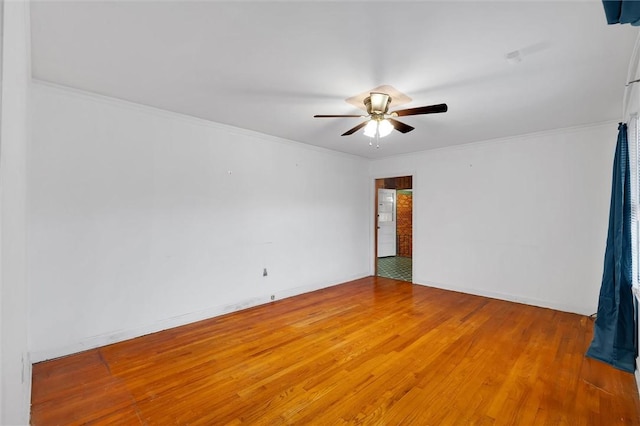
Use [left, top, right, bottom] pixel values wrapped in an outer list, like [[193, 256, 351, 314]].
[[30, 1, 639, 159]]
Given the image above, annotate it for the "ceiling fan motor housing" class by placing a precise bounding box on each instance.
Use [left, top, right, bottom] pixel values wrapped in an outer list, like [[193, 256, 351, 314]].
[[365, 92, 392, 119]]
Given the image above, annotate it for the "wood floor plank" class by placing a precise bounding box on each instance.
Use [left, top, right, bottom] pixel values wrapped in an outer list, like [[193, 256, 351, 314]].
[[31, 277, 640, 425]]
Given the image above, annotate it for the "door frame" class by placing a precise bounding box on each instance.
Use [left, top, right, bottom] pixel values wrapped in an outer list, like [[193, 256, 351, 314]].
[[371, 173, 415, 282]]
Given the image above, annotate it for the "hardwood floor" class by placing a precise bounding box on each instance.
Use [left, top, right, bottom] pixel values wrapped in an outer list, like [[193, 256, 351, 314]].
[[31, 277, 640, 425]]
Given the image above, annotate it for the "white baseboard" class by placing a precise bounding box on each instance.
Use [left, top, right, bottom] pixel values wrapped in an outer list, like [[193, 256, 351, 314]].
[[29, 273, 368, 363], [413, 277, 592, 316]]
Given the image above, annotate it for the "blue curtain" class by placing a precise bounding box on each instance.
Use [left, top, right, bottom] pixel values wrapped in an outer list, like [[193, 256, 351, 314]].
[[586, 123, 636, 373], [603, 0, 640, 25]]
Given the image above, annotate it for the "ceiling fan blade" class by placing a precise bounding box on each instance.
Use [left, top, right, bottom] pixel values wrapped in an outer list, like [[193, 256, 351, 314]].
[[391, 103, 448, 117], [341, 121, 369, 136], [388, 118, 415, 134], [314, 114, 365, 118]]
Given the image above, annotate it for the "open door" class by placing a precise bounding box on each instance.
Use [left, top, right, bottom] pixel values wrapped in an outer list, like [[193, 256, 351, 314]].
[[377, 188, 396, 257]]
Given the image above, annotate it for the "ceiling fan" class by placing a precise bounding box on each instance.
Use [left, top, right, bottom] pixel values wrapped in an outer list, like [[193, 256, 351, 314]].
[[314, 92, 447, 138]]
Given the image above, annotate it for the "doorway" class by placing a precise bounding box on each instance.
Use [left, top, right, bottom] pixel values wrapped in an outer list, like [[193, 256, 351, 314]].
[[375, 176, 412, 282]]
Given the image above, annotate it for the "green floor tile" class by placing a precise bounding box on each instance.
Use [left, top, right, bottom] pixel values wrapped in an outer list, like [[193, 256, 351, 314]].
[[377, 256, 412, 282]]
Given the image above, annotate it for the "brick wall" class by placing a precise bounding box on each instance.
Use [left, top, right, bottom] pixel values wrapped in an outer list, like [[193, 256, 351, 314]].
[[396, 192, 412, 257]]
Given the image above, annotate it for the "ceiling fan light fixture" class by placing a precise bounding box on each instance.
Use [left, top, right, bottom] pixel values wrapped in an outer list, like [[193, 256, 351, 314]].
[[364, 120, 378, 137], [378, 119, 393, 137], [363, 118, 394, 138]]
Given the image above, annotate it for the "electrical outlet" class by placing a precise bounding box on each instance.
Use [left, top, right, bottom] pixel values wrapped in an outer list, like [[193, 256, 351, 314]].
[[271, 295, 275, 300], [263, 268, 268, 277]]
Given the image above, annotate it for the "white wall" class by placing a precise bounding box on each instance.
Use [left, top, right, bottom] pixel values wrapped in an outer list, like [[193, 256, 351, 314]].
[[370, 122, 616, 315], [28, 82, 617, 365], [1, 0, 31, 424], [28, 82, 370, 361]]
